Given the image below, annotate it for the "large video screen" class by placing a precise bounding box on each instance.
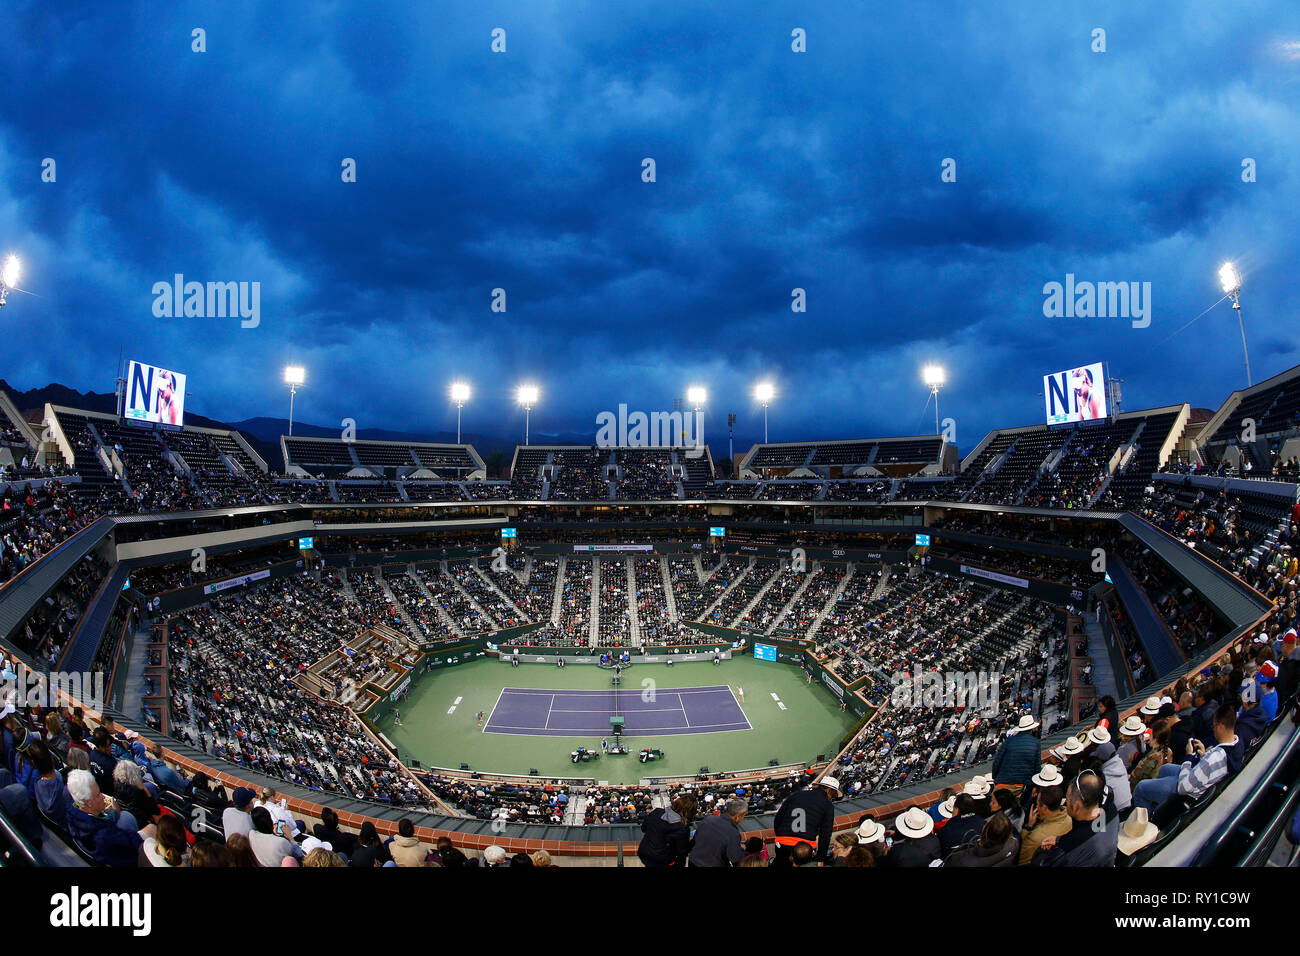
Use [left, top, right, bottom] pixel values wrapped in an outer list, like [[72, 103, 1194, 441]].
[[124, 360, 186, 426], [1043, 362, 1107, 425]]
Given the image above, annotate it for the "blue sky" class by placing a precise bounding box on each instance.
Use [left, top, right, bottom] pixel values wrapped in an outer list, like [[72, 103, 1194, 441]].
[[1, 1, 1298, 453]]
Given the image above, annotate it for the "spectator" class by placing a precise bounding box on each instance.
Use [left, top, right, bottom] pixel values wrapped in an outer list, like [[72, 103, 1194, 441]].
[[772, 776, 840, 866], [349, 821, 391, 868], [991, 713, 1041, 787], [1128, 724, 1172, 787], [224, 833, 259, 867], [143, 814, 189, 867], [482, 845, 508, 867], [28, 741, 72, 828], [1131, 704, 1242, 816], [637, 793, 695, 867], [1017, 775, 1070, 865], [390, 817, 430, 866], [247, 806, 302, 867], [939, 787, 985, 855], [1236, 681, 1269, 747], [222, 787, 256, 839], [313, 806, 357, 858], [946, 812, 1019, 867], [1033, 770, 1117, 867], [188, 839, 231, 867], [887, 807, 940, 867], [688, 797, 747, 867], [65, 768, 142, 867]]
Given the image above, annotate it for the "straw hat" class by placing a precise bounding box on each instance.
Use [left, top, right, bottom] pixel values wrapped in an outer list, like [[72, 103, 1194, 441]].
[[1011, 713, 1040, 734], [895, 806, 935, 839], [856, 818, 886, 844], [1031, 764, 1064, 788], [1119, 716, 1146, 737], [1139, 696, 1162, 716], [1117, 807, 1160, 855], [937, 796, 957, 819], [1087, 725, 1112, 746]]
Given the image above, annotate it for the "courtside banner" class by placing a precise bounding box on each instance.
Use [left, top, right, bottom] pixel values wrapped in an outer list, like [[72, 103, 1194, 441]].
[[572, 544, 656, 552], [202, 569, 271, 595], [959, 564, 1029, 589]]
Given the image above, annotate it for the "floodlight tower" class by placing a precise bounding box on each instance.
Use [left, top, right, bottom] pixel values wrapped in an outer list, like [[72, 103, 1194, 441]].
[[754, 381, 774, 444], [922, 365, 946, 436], [0, 255, 21, 308], [284, 366, 306, 436], [450, 382, 471, 444], [517, 384, 539, 445], [1219, 262, 1250, 387], [685, 386, 707, 449]]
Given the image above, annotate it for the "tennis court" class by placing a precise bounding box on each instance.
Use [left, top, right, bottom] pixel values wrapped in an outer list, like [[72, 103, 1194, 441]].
[[483, 684, 751, 737]]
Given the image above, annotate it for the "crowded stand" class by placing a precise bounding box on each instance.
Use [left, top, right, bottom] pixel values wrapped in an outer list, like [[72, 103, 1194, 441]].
[[0, 375, 1297, 872]]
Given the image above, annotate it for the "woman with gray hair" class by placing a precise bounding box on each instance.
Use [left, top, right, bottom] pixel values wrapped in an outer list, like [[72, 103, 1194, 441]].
[[112, 760, 160, 833]]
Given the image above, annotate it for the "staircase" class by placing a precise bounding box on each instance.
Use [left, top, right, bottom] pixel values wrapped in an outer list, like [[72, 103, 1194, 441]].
[[377, 569, 424, 643], [587, 558, 601, 646], [729, 561, 785, 628], [700, 557, 752, 620], [408, 567, 466, 639], [549, 557, 567, 624], [806, 563, 854, 638], [659, 557, 679, 619], [444, 560, 500, 630], [766, 564, 816, 636]]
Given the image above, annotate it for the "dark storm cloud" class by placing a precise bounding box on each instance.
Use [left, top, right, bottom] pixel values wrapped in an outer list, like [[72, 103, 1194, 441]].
[[0, 0, 1297, 451]]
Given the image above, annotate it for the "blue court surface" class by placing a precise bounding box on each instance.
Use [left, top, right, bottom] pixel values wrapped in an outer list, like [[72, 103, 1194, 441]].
[[483, 685, 751, 737]]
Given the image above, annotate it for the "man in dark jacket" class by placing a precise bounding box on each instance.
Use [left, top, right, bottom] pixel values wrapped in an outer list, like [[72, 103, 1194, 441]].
[[939, 791, 985, 855], [886, 806, 941, 867], [1034, 770, 1117, 867], [638, 794, 694, 867], [87, 727, 118, 797], [687, 797, 747, 867], [772, 776, 841, 866], [991, 714, 1041, 787], [65, 769, 142, 867], [1236, 681, 1269, 748]]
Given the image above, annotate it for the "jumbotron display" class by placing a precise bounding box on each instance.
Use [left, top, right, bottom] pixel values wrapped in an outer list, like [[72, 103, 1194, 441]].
[[124, 360, 186, 427], [1043, 362, 1108, 425]]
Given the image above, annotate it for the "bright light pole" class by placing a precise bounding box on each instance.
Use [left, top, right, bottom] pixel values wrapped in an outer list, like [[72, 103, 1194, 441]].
[[686, 386, 707, 448], [450, 382, 471, 444], [754, 381, 774, 443], [922, 365, 946, 436], [0, 255, 21, 309], [517, 384, 539, 445], [1219, 262, 1250, 386], [284, 366, 305, 435]]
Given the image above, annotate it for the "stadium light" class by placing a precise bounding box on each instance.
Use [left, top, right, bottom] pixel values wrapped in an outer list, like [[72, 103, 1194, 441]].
[[1217, 262, 1251, 386], [284, 366, 306, 436], [922, 365, 946, 436], [754, 381, 775, 443], [517, 384, 539, 445], [687, 386, 707, 411], [0, 255, 20, 308], [450, 382, 471, 443]]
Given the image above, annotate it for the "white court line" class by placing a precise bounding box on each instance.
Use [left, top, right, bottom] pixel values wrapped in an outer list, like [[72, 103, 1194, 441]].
[[724, 684, 748, 722], [543, 694, 555, 730], [481, 687, 505, 733], [547, 707, 687, 714]]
